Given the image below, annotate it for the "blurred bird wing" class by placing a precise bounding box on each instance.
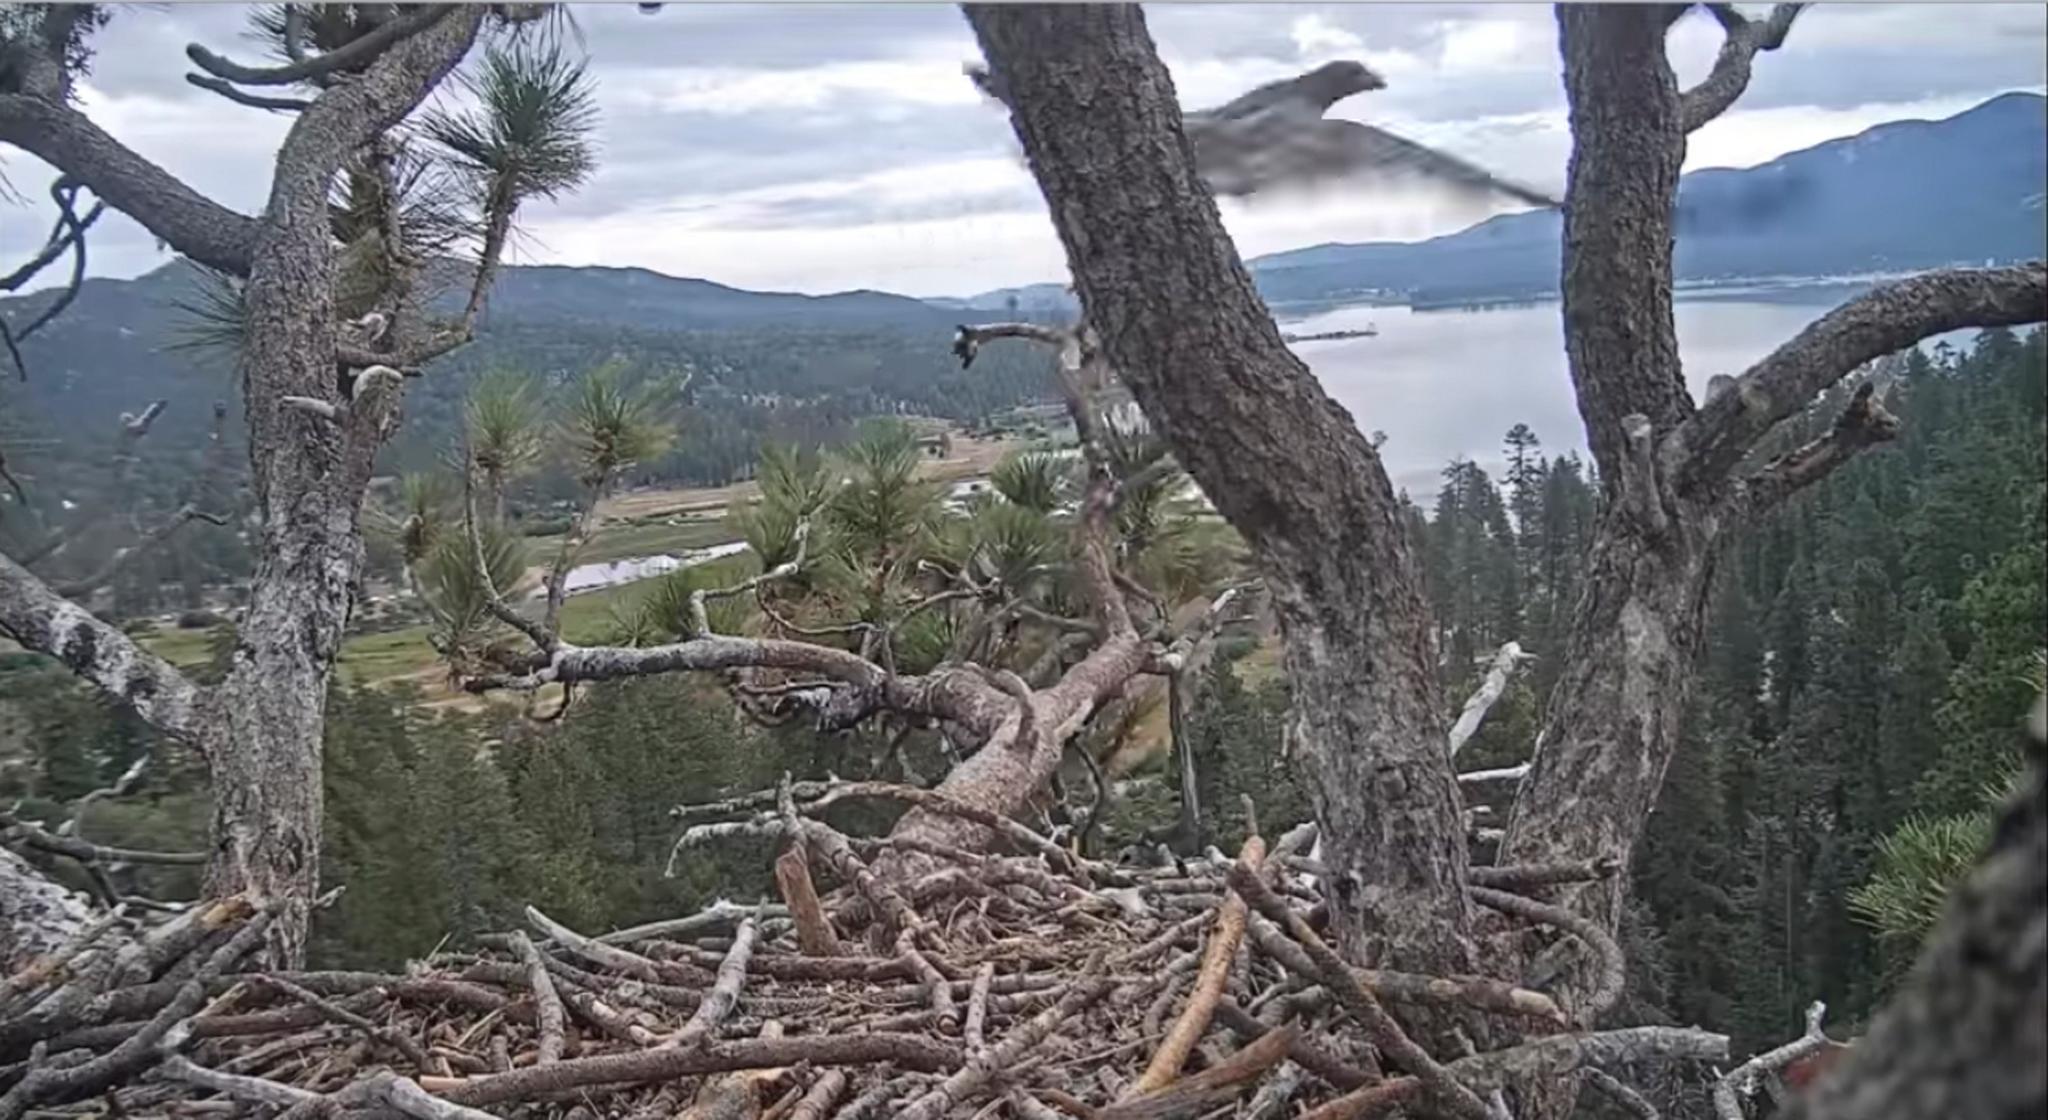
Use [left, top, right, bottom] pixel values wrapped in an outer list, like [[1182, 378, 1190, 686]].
[[1196, 118, 1559, 210]]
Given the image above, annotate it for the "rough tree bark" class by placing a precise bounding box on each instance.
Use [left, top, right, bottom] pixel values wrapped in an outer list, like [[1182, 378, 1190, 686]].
[[196, 5, 485, 967], [964, 3, 1474, 978], [0, 5, 491, 965], [1491, 5, 2046, 1113]]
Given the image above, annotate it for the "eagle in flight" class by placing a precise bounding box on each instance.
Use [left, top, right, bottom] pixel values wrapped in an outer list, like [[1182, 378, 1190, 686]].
[[1187, 61, 1558, 208], [971, 60, 1558, 210]]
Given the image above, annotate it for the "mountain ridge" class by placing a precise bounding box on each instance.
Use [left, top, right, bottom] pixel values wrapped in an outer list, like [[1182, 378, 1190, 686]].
[[946, 89, 2046, 313]]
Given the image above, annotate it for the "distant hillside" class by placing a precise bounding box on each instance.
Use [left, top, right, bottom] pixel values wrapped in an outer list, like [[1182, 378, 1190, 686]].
[[0, 261, 1052, 504], [4, 91, 2037, 503], [476, 266, 957, 331], [954, 91, 2048, 312]]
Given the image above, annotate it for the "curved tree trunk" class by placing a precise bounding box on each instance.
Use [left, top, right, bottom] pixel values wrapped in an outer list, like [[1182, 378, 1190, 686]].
[[0, 848, 93, 974], [965, 3, 1474, 979]]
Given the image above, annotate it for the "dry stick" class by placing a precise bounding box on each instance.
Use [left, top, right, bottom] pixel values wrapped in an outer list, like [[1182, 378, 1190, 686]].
[[1226, 863, 1494, 1120], [799, 818, 957, 1029], [0, 908, 126, 1016], [681, 1020, 787, 1120], [775, 845, 842, 958], [784, 1068, 848, 1120], [1129, 829, 1267, 1094], [1299, 1078, 1425, 1120], [523, 906, 672, 984], [1242, 914, 1566, 1024], [1096, 1025, 1299, 1120], [1302, 1025, 1729, 1119], [163, 1057, 502, 1120], [506, 931, 564, 1065], [1245, 1061, 1308, 1120], [1712, 1000, 1830, 1120], [668, 912, 760, 1049], [0, 911, 269, 1120], [590, 902, 774, 945], [249, 975, 433, 1073], [0, 810, 207, 866], [1447, 641, 1529, 757], [1212, 999, 1374, 1090], [425, 1034, 961, 1106], [895, 966, 1116, 1120], [1008, 1088, 1069, 1120], [798, 781, 1102, 880], [1469, 885, 1626, 1021], [839, 1072, 919, 1119], [963, 962, 996, 1053], [1582, 1067, 1659, 1119], [1467, 856, 1621, 891]]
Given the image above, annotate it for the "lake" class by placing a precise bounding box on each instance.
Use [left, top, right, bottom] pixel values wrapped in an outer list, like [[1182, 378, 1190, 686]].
[[1282, 286, 1984, 500]]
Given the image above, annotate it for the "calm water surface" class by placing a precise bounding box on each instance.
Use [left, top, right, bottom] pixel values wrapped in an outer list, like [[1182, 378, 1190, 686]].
[[1283, 290, 1978, 500]]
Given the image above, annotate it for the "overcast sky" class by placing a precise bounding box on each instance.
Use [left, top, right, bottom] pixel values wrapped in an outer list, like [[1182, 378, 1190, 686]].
[[4, 2, 2043, 299]]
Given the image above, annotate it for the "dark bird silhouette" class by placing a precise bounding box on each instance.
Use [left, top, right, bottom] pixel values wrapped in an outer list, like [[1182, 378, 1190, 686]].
[[1183, 61, 1560, 209]]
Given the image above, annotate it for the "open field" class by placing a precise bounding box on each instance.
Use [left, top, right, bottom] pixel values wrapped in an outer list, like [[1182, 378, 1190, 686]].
[[57, 430, 1037, 713], [595, 432, 1026, 523]]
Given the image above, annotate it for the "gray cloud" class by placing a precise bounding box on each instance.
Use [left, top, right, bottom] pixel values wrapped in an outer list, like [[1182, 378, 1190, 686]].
[[4, 2, 2041, 296]]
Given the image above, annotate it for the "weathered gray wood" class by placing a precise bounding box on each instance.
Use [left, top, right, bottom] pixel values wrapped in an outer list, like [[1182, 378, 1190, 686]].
[[964, 3, 1475, 979]]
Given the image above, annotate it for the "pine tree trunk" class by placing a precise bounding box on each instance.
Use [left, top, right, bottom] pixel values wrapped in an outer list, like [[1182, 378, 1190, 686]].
[[192, 8, 482, 967], [965, 3, 1475, 977]]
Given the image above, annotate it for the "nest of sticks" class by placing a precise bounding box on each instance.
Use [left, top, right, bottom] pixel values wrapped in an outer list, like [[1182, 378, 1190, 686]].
[[1, 782, 1728, 1120]]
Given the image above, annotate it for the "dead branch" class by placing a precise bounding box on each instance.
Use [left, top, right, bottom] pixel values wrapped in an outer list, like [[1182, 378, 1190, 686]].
[[1583, 1066, 1660, 1118], [184, 75, 313, 112], [667, 912, 759, 1048], [0, 907, 267, 1120], [1714, 1000, 1831, 1119], [1447, 641, 1531, 757], [1300, 1025, 1727, 1119], [774, 847, 842, 958], [247, 974, 431, 1072], [1467, 856, 1622, 892], [895, 968, 1114, 1120], [461, 465, 557, 655], [1129, 830, 1264, 1094], [1470, 885, 1626, 1021], [506, 932, 564, 1065], [185, 6, 453, 87], [1, 179, 106, 380], [1733, 380, 1900, 515], [0, 182, 105, 297], [1678, 5, 1804, 133], [0, 811, 206, 868], [428, 1033, 961, 1106], [50, 504, 231, 600], [1098, 1026, 1298, 1119], [797, 781, 1103, 881], [522, 907, 687, 986], [691, 521, 811, 637], [1673, 261, 2046, 494], [951, 322, 1073, 369], [0, 551, 206, 741], [785, 1067, 848, 1120], [1240, 912, 1566, 1024], [1225, 863, 1494, 1120], [963, 962, 995, 1052]]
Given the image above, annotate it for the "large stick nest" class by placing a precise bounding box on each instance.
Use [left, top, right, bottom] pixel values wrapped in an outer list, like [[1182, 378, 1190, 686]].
[[1, 783, 1726, 1120]]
